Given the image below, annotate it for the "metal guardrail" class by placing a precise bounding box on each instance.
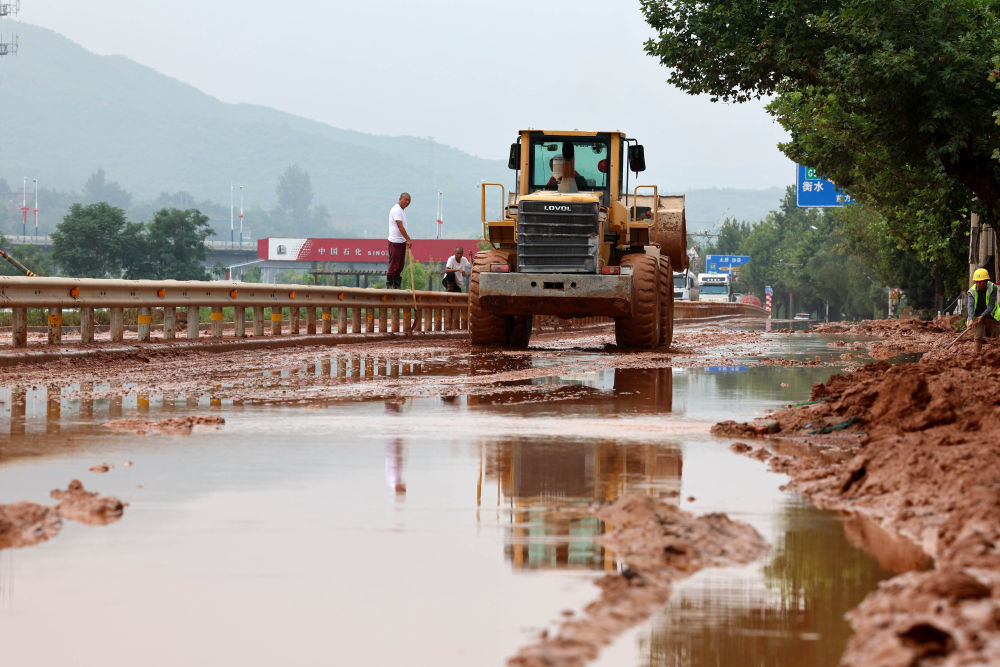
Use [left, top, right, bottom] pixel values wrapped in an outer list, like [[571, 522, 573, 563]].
[[0, 276, 468, 348]]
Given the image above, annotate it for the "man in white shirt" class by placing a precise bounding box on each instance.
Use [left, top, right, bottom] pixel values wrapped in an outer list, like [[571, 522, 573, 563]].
[[386, 192, 412, 289], [442, 246, 471, 292]]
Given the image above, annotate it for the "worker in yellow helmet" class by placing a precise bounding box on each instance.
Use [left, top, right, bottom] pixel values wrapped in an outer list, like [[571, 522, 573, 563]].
[[967, 267, 1000, 353]]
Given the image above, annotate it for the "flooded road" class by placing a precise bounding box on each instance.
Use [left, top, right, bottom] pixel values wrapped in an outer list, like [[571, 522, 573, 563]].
[[0, 329, 901, 666]]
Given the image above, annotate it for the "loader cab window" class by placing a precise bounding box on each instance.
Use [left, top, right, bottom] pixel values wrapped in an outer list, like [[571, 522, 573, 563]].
[[530, 138, 610, 193]]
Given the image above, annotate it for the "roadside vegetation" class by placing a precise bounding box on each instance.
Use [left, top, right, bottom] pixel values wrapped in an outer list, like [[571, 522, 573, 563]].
[[646, 0, 999, 317]]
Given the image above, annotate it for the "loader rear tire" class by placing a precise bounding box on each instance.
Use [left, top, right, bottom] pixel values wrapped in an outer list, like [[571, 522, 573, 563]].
[[658, 256, 674, 348], [615, 253, 660, 349], [470, 250, 510, 346]]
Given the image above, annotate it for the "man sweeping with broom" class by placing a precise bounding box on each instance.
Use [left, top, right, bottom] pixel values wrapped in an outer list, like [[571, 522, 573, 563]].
[[967, 268, 1000, 355]]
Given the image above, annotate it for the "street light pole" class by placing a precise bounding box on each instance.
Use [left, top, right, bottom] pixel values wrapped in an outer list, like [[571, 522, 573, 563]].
[[230, 184, 234, 247], [238, 185, 244, 246]]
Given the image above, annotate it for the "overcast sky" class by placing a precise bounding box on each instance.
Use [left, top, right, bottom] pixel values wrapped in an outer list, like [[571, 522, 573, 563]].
[[13, 0, 794, 191]]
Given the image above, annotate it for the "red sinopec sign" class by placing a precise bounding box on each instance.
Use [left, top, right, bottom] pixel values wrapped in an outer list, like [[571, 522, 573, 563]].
[[257, 238, 483, 263]]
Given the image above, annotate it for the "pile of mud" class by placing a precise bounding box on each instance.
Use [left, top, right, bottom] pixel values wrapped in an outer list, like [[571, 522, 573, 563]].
[[718, 344, 1000, 666], [0, 480, 124, 549], [508, 495, 768, 666]]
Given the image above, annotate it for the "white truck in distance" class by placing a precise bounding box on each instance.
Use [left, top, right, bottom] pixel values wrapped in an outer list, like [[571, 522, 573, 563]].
[[673, 270, 694, 301], [697, 273, 732, 303]]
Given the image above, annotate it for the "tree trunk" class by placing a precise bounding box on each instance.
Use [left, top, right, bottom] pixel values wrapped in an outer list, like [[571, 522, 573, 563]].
[[932, 264, 944, 314]]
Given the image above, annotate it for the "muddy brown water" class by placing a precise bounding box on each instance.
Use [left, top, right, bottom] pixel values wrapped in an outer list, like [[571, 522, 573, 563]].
[[0, 335, 912, 666]]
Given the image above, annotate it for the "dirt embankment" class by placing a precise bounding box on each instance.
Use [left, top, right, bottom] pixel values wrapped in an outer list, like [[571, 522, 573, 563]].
[[508, 495, 768, 666], [716, 318, 1000, 666]]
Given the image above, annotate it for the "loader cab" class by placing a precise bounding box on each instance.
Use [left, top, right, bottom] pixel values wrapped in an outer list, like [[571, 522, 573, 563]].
[[514, 132, 622, 206], [531, 136, 613, 194]]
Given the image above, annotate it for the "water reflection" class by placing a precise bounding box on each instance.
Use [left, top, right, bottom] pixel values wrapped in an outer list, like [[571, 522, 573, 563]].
[[480, 438, 682, 571], [468, 367, 673, 416], [630, 504, 895, 667]]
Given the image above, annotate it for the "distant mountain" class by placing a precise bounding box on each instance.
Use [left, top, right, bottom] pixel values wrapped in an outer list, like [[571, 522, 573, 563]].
[[0, 22, 786, 242], [0, 22, 508, 240]]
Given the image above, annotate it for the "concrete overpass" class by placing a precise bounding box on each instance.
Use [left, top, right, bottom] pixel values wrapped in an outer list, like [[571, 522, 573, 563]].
[[2, 235, 258, 267]]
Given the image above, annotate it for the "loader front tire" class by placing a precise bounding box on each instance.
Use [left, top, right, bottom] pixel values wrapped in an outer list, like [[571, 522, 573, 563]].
[[615, 253, 660, 350], [470, 249, 511, 346]]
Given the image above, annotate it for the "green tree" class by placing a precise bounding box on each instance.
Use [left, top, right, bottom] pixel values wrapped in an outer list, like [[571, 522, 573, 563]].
[[276, 165, 313, 222], [640, 0, 1000, 236], [82, 168, 134, 210], [242, 265, 263, 283], [51, 202, 144, 278], [0, 244, 53, 277], [138, 208, 212, 280]]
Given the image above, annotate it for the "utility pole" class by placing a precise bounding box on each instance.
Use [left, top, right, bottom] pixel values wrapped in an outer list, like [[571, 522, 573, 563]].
[[32, 177, 38, 239], [0, 1, 19, 57], [230, 184, 235, 247], [20, 177, 27, 241], [436, 191, 443, 239], [238, 185, 245, 245]]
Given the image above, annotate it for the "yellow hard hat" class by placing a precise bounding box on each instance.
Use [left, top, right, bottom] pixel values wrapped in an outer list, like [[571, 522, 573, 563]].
[[974, 268, 990, 281]]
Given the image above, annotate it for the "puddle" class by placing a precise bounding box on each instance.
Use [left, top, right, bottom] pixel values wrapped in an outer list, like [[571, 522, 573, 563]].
[[0, 338, 906, 666]]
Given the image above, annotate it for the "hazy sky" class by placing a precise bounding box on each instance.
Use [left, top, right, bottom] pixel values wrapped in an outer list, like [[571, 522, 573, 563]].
[[14, 0, 794, 191]]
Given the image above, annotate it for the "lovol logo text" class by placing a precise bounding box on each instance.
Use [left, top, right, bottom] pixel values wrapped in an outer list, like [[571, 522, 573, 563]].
[[543, 205, 572, 212]]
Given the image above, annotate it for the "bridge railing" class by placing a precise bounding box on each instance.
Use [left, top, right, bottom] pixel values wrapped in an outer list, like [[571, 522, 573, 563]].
[[0, 276, 468, 348]]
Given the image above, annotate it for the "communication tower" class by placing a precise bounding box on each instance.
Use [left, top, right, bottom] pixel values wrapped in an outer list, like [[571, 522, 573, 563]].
[[0, 0, 19, 57]]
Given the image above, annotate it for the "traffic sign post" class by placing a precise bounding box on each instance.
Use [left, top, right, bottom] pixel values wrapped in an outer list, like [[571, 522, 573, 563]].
[[796, 165, 855, 208]]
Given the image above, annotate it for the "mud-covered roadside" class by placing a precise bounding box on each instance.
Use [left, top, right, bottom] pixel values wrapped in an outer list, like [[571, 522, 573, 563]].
[[0, 321, 819, 405], [716, 318, 1000, 666]]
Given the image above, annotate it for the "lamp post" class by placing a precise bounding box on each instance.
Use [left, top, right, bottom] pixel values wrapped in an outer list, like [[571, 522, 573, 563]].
[[238, 185, 244, 246]]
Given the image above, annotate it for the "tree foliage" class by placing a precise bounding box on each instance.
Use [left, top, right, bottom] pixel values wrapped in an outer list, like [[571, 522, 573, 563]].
[[51, 204, 215, 279], [138, 208, 212, 280], [83, 168, 134, 210], [276, 164, 314, 221], [51, 202, 145, 278], [640, 0, 1000, 261]]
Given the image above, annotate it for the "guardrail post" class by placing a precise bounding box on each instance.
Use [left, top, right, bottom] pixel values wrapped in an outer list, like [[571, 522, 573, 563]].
[[80, 307, 94, 343], [307, 308, 317, 334], [187, 306, 200, 339], [271, 308, 282, 335], [338, 308, 347, 334], [402, 309, 412, 333], [12, 307, 27, 347], [423, 307, 432, 332], [290, 307, 300, 334], [322, 307, 332, 334], [391, 308, 400, 333], [253, 306, 264, 336], [110, 308, 124, 342], [234, 306, 245, 337], [137, 307, 151, 342], [434, 308, 443, 332], [211, 306, 223, 338], [352, 307, 361, 334], [163, 307, 176, 340], [378, 307, 387, 334]]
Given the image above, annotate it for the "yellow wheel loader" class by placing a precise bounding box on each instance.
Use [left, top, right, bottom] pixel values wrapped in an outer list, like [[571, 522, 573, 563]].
[[472, 130, 686, 349]]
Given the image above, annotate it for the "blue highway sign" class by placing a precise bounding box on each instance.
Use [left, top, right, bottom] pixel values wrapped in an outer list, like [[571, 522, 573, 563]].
[[705, 254, 750, 274], [796, 165, 855, 208]]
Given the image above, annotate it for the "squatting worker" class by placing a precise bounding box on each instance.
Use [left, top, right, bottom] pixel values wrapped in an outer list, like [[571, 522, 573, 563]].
[[386, 192, 412, 289], [442, 247, 471, 292], [966, 267, 1000, 354]]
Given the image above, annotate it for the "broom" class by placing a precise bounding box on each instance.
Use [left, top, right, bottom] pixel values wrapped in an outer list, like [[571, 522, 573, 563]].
[[404, 248, 418, 335]]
